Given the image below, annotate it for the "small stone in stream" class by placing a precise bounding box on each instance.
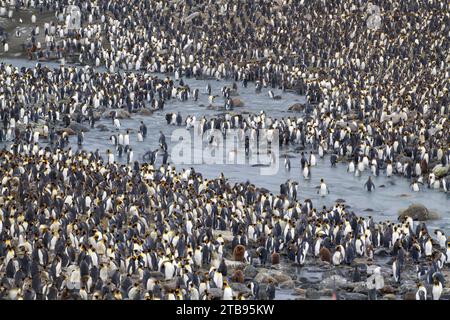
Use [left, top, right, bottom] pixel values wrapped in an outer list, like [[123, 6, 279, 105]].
[[136, 108, 154, 116], [96, 124, 109, 131], [321, 289, 333, 296], [270, 271, 291, 283], [305, 288, 321, 299], [293, 288, 306, 296], [342, 293, 368, 300], [379, 185, 385, 188], [335, 199, 346, 203], [69, 122, 90, 133], [383, 294, 397, 300], [398, 203, 440, 221], [279, 280, 295, 289], [364, 208, 374, 212], [321, 275, 348, 288]]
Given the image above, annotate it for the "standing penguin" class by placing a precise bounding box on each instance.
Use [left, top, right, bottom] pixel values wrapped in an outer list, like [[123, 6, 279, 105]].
[[284, 155, 291, 172], [364, 176, 376, 192], [222, 281, 233, 300], [392, 257, 401, 284], [318, 179, 329, 196], [415, 282, 427, 300], [303, 164, 311, 180], [432, 279, 442, 300], [77, 131, 84, 146]]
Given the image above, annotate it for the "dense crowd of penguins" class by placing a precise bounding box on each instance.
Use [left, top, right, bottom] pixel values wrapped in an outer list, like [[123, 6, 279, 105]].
[[0, 0, 448, 300], [0, 145, 448, 300]]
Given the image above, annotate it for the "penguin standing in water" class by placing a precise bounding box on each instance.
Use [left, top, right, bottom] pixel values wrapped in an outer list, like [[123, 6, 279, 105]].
[[303, 164, 311, 180], [268, 90, 281, 100], [127, 148, 133, 165], [77, 131, 84, 146], [284, 155, 291, 172], [137, 131, 143, 142], [193, 89, 199, 101], [114, 118, 121, 130], [330, 153, 338, 167], [176, 112, 182, 126], [206, 84, 211, 95], [410, 180, 422, 192], [364, 176, 376, 192], [139, 121, 147, 139], [318, 179, 329, 197]]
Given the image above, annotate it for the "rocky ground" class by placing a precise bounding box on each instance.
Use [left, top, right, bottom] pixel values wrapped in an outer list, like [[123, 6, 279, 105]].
[[207, 229, 449, 300]]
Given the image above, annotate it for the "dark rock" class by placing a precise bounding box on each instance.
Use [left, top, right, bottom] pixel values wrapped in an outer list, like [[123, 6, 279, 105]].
[[102, 109, 131, 119], [243, 265, 258, 279], [341, 292, 367, 300], [288, 103, 305, 112], [279, 280, 295, 289], [231, 98, 245, 108], [96, 124, 109, 131], [230, 283, 250, 294], [68, 122, 90, 133], [136, 108, 155, 116], [403, 292, 416, 300], [398, 204, 439, 221], [305, 288, 321, 299], [380, 285, 395, 294]]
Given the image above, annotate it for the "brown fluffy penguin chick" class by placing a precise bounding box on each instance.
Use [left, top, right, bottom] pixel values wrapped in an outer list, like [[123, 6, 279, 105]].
[[319, 247, 331, 263], [271, 252, 280, 265], [233, 245, 246, 262]]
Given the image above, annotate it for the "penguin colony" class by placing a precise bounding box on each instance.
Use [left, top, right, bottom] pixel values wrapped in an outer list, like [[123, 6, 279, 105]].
[[0, 146, 448, 300], [0, 0, 448, 300], [165, 111, 449, 193]]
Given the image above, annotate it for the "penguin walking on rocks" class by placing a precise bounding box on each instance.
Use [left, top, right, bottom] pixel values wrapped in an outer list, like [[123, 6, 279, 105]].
[[392, 257, 401, 284]]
